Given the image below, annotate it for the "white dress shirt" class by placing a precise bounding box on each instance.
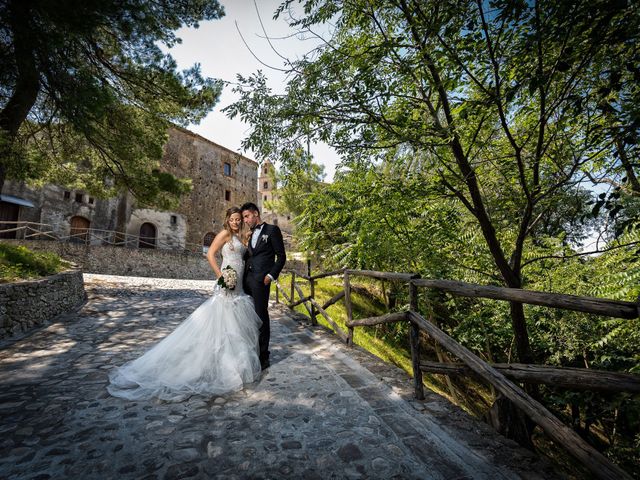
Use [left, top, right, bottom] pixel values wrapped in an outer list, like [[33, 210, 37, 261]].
[[251, 223, 264, 249], [250, 223, 274, 281]]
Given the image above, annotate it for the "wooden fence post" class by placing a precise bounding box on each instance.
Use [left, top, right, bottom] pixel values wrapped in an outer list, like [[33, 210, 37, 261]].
[[344, 272, 354, 346], [290, 272, 296, 307], [409, 281, 425, 400], [310, 278, 317, 325]]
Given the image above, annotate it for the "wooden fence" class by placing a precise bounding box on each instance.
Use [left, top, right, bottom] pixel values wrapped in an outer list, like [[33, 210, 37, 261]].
[[274, 268, 638, 480], [0, 221, 203, 252]]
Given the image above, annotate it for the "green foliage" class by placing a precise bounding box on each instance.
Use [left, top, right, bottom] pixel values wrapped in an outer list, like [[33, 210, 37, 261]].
[[0, 243, 70, 282], [267, 153, 325, 218], [231, 0, 640, 467], [297, 159, 468, 277], [0, 0, 224, 207], [229, 0, 640, 364]]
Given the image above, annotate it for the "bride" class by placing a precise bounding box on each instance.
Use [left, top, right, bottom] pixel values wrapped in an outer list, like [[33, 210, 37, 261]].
[[107, 207, 262, 401]]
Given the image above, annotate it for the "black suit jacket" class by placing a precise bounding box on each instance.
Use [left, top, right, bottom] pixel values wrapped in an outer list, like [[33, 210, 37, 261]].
[[245, 223, 286, 280]]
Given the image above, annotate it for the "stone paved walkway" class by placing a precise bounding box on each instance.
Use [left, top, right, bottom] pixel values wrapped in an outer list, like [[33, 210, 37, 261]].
[[0, 275, 561, 479]]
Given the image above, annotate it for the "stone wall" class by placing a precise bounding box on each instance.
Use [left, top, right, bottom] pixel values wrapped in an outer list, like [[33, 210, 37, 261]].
[[128, 208, 187, 250], [0, 270, 86, 339], [4, 240, 215, 280], [2, 126, 259, 252], [2, 180, 121, 239], [162, 127, 259, 248]]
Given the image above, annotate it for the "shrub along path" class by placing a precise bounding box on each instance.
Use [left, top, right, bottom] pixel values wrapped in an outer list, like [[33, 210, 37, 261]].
[[0, 274, 559, 479]]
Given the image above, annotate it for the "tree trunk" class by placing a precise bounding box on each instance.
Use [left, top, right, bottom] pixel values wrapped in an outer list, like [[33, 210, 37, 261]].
[[484, 394, 534, 449], [399, 0, 534, 364], [616, 136, 640, 195], [509, 301, 534, 364], [0, 163, 5, 197], [0, 0, 40, 195], [114, 192, 130, 245]]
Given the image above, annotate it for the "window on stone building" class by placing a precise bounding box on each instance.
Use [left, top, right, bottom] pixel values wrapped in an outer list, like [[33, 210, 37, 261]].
[[263, 166, 268, 174], [170, 215, 177, 225], [64, 191, 71, 200], [139, 222, 156, 249], [264, 195, 268, 202], [287, 215, 290, 220], [202, 231, 216, 255], [224, 162, 232, 176], [88, 197, 94, 205], [225, 190, 231, 201], [75, 193, 83, 203], [263, 181, 268, 189], [203, 231, 215, 246]]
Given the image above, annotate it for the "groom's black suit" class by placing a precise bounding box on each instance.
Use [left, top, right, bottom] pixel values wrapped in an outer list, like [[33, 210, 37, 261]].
[[243, 223, 286, 366]]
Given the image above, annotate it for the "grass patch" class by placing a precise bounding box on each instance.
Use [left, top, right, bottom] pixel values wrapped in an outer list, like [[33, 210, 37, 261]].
[[0, 242, 70, 283]]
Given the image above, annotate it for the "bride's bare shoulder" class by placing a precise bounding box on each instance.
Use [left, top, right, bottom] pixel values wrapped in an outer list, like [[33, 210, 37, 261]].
[[215, 230, 231, 242]]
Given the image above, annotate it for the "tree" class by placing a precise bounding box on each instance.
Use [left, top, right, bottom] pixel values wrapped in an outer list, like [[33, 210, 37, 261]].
[[227, 0, 640, 364], [267, 150, 326, 218], [0, 0, 224, 207]]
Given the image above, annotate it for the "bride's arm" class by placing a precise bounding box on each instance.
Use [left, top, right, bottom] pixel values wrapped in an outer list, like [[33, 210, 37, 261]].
[[206, 230, 231, 279]]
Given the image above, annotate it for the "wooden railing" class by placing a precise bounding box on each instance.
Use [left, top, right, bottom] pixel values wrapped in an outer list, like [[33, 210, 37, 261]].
[[0, 221, 203, 253], [275, 268, 638, 480]]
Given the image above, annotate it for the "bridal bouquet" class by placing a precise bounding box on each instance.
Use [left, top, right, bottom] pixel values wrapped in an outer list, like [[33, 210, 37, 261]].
[[217, 265, 237, 290]]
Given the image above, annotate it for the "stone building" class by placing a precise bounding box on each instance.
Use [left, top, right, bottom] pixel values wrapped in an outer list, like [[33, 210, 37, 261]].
[[0, 126, 259, 252], [258, 160, 293, 235]]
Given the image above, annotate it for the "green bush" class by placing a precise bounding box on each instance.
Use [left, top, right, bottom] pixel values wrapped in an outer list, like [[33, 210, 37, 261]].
[[0, 243, 69, 282]]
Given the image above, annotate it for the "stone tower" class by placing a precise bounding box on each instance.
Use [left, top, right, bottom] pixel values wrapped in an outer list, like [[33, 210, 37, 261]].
[[257, 160, 292, 235], [258, 160, 274, 214]]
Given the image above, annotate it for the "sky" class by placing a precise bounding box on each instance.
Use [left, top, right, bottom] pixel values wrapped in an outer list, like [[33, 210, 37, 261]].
[[167, 0, 339, 181]]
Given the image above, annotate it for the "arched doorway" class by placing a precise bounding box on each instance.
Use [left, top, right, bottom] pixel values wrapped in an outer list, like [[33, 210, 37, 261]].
[[139, 222, 156, 248], [0, 201, 19, 239], [70, 216, 90, 243]]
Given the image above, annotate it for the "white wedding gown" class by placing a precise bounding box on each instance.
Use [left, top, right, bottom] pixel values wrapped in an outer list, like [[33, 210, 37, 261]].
[[107, 235, 262, 401]]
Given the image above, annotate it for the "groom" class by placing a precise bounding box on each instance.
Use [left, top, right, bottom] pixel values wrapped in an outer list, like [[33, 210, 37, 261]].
[[241, 202, 286, 370]]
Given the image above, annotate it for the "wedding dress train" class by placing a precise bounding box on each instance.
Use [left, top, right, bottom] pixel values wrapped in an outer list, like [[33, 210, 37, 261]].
[[107, 235, 262, 401]]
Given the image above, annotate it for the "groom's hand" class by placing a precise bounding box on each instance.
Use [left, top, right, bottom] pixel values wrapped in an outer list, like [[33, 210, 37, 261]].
[[263, 275, 272, 285]]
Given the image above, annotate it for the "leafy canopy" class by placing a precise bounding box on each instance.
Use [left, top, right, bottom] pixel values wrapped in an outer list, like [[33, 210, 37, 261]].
[[0, 0, 225, 207]]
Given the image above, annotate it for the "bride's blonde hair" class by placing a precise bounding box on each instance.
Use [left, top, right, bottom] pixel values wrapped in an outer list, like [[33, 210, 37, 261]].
[[223, 207, 249, 245]]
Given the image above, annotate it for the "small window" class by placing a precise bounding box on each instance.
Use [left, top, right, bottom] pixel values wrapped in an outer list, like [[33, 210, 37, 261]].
[[64, 191, 71, 200], [88, 197, 94, 205], [264, 196, 268, 202], [263, 181, 268, 189], [263, 166, 268, 174], [75, 193, 83, 203], [225, 190, 231, 201], [224, 162, 232, 176], [203, 231, 215, 246], [170, 215, 177, 225], [287, 215, 290, 220]]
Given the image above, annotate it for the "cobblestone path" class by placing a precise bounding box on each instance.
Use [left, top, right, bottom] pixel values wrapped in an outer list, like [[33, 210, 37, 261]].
[[0, 275, 560, 479]]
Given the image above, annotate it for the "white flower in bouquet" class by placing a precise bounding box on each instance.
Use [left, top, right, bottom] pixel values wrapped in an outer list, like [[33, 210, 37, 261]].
[[217, 265, 237, 290]]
